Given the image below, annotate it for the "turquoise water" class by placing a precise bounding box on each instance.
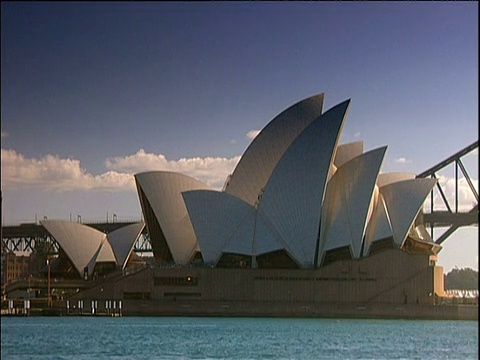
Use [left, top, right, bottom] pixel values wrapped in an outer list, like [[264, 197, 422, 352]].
[[1, 316, 478, 359]]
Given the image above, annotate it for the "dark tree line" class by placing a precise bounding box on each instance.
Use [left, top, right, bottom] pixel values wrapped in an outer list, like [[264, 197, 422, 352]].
[[444, 267, 478, 290]]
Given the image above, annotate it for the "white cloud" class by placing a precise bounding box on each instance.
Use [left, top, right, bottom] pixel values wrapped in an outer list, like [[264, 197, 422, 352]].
[[1, 149, 135, 192], [2, 148, 476, 212], [246, 129, 261, 140], [1, 148, 241, 192], [395, 157, 412, 164], [106, 149, 240, 189], [353, 132, 361, 138], [426, 174, 479, 212]]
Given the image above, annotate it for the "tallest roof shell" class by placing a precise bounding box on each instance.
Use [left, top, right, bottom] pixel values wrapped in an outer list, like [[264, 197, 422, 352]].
[[224, 93, 324, 206], [257, 99, 351, 267]]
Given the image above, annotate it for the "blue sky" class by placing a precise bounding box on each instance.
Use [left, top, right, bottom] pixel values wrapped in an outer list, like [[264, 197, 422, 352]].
[[1, 2, 478, 272]]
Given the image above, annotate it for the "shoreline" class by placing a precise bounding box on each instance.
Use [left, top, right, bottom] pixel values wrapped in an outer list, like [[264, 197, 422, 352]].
[[3, 302, 477, 321]]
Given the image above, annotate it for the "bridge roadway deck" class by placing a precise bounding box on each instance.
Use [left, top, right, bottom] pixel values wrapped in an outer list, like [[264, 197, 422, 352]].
[[423, 206, 478, 228]]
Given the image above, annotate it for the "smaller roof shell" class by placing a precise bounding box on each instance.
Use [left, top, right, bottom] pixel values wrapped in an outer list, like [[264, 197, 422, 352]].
[[377, 172, 415, 188], [380, 178, 437, 247], [183, 189, 286, 265], [41, 220, 143, 275], [86, 237, 116, 275], [363, 190, 393, 256], [183, 189, 254, 265], [135, 171, 212, 264], [107, 222, 145, 269], [319, 146, 387, 261], [333, 141, 364, 168], [41, 220, 110, 277]]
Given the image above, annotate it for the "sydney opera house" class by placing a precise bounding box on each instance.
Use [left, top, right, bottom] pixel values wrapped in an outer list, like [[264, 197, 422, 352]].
[[34, 93, 454, 317]]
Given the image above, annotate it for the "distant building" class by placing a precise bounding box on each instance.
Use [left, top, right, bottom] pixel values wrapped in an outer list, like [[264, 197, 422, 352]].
[[1, 250, 30, 286]]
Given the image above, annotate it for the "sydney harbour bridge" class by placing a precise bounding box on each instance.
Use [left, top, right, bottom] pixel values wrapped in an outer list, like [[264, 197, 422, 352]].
[[2, 141, 478, 256]]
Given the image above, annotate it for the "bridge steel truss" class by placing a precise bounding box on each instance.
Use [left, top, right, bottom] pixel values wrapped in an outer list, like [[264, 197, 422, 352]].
[[416, 141, 478, 245], [2, 222, 152, 256], [1, 224, 59, 254]]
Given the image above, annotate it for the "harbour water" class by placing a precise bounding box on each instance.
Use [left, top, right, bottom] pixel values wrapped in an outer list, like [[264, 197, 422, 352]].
[[1, 316, 478, 359]]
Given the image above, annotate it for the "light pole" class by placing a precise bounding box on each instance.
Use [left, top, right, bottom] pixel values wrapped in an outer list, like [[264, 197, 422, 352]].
[[28, 274, 31, 300], [47, 258, 51, 307]]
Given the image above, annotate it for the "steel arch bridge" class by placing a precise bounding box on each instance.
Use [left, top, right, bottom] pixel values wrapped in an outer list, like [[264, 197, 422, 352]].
[[417, 141, 478, 244], [2, 141, 478, 254]]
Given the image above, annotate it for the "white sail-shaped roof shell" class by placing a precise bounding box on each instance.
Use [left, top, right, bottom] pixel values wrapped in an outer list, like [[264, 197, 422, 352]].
[[319, 146, 387, 261], [362, 172, 417, 255], [380, 178, 437, 248], [41, 220, 111, 277], [135, 171, 212, 264], [93, 237, 116, 263], [107, 222, 145, 268], [334, 141, 364, 168], [377, 172, 415, 188], [224, 93, 324, 206], [183, 190, 285, 265], [183, 190, 255, 265], [86, 236, 116, 275], [220, 207, 285, 258], [363, 190, 393, 256], [257, 100, 350, 268]]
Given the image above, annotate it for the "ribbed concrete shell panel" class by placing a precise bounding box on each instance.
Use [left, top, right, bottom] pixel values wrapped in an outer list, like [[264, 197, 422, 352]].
[[135, 171, 212, 264], [377, 172, 415, 188], [258, 100, 350, 267], [380, 178, 437, 248], [222, 209, 257, 256], [219, 209, 286, 258], [222, 209, 285, 257], [93, 237, 116, 263], [253, 209, 287, 256], [319, 146, 387, 261], [184, 195, 298, 265], [41, 220, 107, 277], [333, 141, 364, 168], [224, 93, 324, 206], [363, 191, 393, 256], [86, 236, 116, 274], [362, 173, 417, 255], [107, 223, 145, 268], [182, 190, 256, 265]]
